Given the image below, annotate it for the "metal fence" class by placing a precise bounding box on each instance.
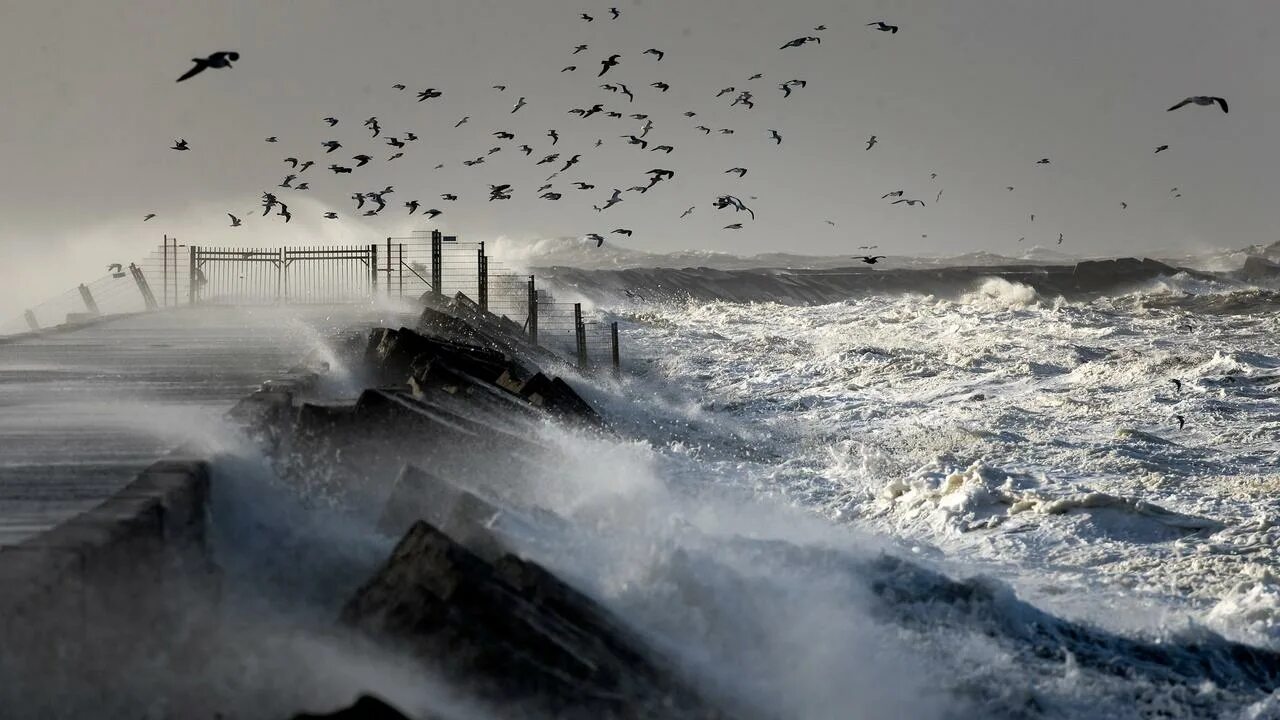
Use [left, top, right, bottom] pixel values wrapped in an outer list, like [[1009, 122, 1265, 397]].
[[2, 231, 621, 374]]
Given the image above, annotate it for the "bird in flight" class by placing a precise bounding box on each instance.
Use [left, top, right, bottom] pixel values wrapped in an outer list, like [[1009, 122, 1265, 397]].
[[417, 88, 442, 102], [725, 167, 748, 177], [574, 182, 595, 190], [597, 188, 624, 211], [1121, 202, 1128, 209], [644, 49, 665, 61], [228, 213, 242, 227], [279, 174, 297, 188], [1167, 96, 1228, 113], [1154, 145, 1170, 153], [455, 116, 470, 128], [540, 192, 562, 200], [1036, 158, 1050, 164], [406, 200, 420, 214], [299, 160, 314, 172], [322, 140, 342, 153], [489, 184, 513, 201], [882, 190, 904, 199], [892, 198, 925, 206], [867, 21, 899, 33], [780, 36, 821, 49], [176, 51, 240, 82], [768, 129, 783, 145], [621, 135, 648, 149], [856, 255, 887, 264], [493, 85, 507, 92], [386, 137, 405, 148], [323, 212, 338, 219], [143, 213, 156, 221], [494, 131, 515, 140], [866, 135, 878, 150], [171, 139, 189, 151], [352, 154, 372, 167], [548, 129, 560, 145], [586, 233, 605, 247], [392, 84, 406, 90], [652, 82, 670, 92], [265, 136, 278, 143], [732, 91, 755, 109], [779, 80, 806, 98], [441, 193, 458, 201], [680, 206, 695, 219], [329, 164, 352, 173], [573, 44, 589, 54], [323, 117, 338, 127], [512, 96, 527, 113], [581, 12, 594, 21], [599, 54, 621, 77], [651, 145, 674, 154], [613, 228, 633, 236], [724, 223, 744, 230]]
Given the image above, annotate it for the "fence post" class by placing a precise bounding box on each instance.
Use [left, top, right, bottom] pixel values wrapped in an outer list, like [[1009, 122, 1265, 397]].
[[610, 321, 620, 376], [526, 276, 538, 344], [385, 238, 393, 297], [162, 235, 169, 307], [77, 284, 100, 316], [370, 244, 378, 294], [399, 244, 405, 298], [129, 264, 159, 311], [23, 310, 39, 332], [477, 242, 488, 312], [188, 245, 199, 305], [574, 303, 588, 371], [431, 230, 443, 299]]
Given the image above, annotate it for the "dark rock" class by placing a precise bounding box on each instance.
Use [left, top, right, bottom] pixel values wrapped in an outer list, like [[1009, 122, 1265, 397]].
[[291, 694, 415, 720], [377, 465, 505, 561], [1239, 255, 1280, 284], [341, 521, 722, 719]]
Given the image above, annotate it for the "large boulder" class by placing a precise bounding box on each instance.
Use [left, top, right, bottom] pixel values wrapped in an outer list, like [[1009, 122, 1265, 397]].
[[290, 694, 415, 720]]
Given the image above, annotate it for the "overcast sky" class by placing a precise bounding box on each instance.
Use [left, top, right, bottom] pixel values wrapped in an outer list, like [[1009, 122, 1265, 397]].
[[1, 0, 1276, 313]]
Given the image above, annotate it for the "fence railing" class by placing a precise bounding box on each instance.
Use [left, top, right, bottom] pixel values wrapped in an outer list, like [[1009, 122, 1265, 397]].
[[2, 232, 621, 374]]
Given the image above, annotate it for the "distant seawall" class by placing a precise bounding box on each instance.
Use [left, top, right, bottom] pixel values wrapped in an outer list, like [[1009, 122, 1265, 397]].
[[538, 258, 1231, 305]]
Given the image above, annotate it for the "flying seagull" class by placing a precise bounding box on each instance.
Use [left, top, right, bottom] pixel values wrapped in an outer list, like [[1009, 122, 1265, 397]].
[[455, 116, 470, 128], [1154, 145, 1169, 154], [780, 37, 821, 49], [352, 154, 371, 167], [644, 48, 665, 61], [599, 54, 621, 77], [489, 184, 513, 201], [725, 167, 748, 177], [405, 200, 420, 214], [856, 255, 887, 264], [417, 88, 442, 102], [494, 131, 515, 139], [493, 85, 507, 91], [548, 129, 560, 145], [680, 206, 695, 219], [392, 83, 406, 90], [768, 129, 783, 145], [323, 212, 338, 219], [441, 193, 458, 201], [573, 44, 589, 54], [228, 213, 242, 227], [323, 117, 338, 126], [299, 161, 313, 172], [866, 135, 878, 150], [892, 198, 925, 206], [176, 51, 240, 82], [882, 190, 904, 198], [264, 137, 278, 143], [652, 82, 670, 92], [143, 213, 156, 221], [586, 233, 605, 247], [512, 96, 527, 113], [613, 228, 633, 236], [170, 139, 189, 151], [724, 223, 744, 230], [322, 140, 342, 153], [1036, 158, 1050, 164], [581, 12, 594, 21], [1167, 96, 1228, 113], [867, 21, 899, 33], [609, 6, 620, 19]]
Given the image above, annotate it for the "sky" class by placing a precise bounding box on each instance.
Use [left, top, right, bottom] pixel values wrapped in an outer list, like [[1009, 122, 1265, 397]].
[[0, 0, 1277, 314]]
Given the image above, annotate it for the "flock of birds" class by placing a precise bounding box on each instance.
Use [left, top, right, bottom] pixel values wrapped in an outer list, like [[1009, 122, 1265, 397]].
[[156, 12, 1230, 260]]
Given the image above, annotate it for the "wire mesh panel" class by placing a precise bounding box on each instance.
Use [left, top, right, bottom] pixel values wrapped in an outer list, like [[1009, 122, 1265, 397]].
[[282, 246, 375, 304], [192, 247, 283, 305]]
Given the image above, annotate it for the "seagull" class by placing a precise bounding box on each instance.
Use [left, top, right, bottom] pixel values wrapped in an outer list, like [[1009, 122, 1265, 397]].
[[537, 183, 553, 193], [364, 117, 381, 137], [719, 128, 735, 135], [560, 154, 581, 172], [388, 152, 404, 161], [586, 233, 605, 247], [518, 144, 534, 156], [607, 111, 623, 118], [279, 174, 296, 188], [1036, 158, 1050, 164], [540, 192, 563, 200], [170, 139, 189, 151], [613, 228, 633, 236], [494, 131, 515, 139], [574, 182, 595, 190], [618, 83, 634, 102], [548, 129, 561, 145], [492, 85, 507, 91], [867, 21, 899, 33], [405, 200, 419, 214], [1057, 233, 1064, 245], [417, 88, 442, 102], [284, 157, 299, 168], [680, 206, 695, 219], [724, 223, 744, 230], [1167, 96, 1228, 113], [597, 188, 624, 211], [489, 184, 513, 201], [386, 137, 405, 148], [714, 194, 755, 219], [512, 96, 527, 113], [462, 157, 485, 166], [261, 192, 280, 215], [265, 137, 278, 143], [299, 161, 313, 173], [536, 153, 560, 165], [352, 154, 371, 167], [725, 167, 748, 177], [609, 6, 620, 19], [322, 140, 342, 153], [780, 36, 821, 49], [1121, 202, 1128, 209], [323, 212, 338, 219], [1170, 378, 1183, 392], [768, 129, 783, 145], [277, 203, 292, 223], [644, 48, 665, 61], [423, 209, 442, 219], [651, 145, 674, 153], [295, 182, 309, 190], [652, 82, 670, 92], [323, 117, 338, 126], [405, 131, 418, 141], [228, 213, 241, 227], [866, 135, 878, 150], [1154, 145, 1169, 154], [639, 118, 654, 138], [441, 194, 458, 201], [455, 116, 469, 128], [936, 189, 943, 203], [329, 164, 352, 173], [143, 213, 156, 221], [175, 51, 240, 82], [716, 87, 735, 98], [779, 80, 806, 98], [882, 190, 904, 198], [856, 255, 887, 264], [825, 220, 836, 226], [573, 45, 589, 54], [1174, 414, 1186, 430], [731, 91, 754, 109], [1006, 186, 1014, 191], [748, 73, 764, 80], [352, 193, 366, 209], [621, 135, 648, 149], [892, 198, 925, 206], [599, 54, 621, 77], [392, 83, 406, 90], [581, 13, 594, 21]]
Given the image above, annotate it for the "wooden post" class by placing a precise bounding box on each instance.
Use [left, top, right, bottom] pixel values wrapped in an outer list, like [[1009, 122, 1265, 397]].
[[130, 264, 159, 311], [574, 303, 587, 371], [477, 242, 488, 311], [431, 230, 443, 298], [188, 245, 198, 305], [23, 310, 39, 332], [370, 244, 379, 294], [526, 275, 538, 344], [385, 238, 393, 297], [610, 321, 620, 376], [77, 284, 100, 315]]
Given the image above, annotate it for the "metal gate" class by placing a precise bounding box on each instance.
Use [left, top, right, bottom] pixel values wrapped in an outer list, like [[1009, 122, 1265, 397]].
[[190, 245, 376, 304]]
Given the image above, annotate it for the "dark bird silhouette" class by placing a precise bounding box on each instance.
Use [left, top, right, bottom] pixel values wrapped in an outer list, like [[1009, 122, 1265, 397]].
[[175, 51, 240, 82], [618, 83, 634, 102], [1171, 378, 1183, 392], [867, 21, 899, 33], [170, 139, 189, 151], [719, 128, 735, 135], [581, 13, 594, 21], [261, 192, 280, 215], [1167, 96, 1228, 113], [441, 193, 458, 201], [779, 80, 806, 98], [295, 182, 309, 190], [277, 203, 292, 223], [352, 193, 366, 209], [731, 91, 754, 109], [587, 233, 605, 247], [284, 157, 299, 168], [680, 206, 695, 219], [386, 137, 405, 148], [725, 167, 748, 177], [388, 152, 404, 161], [882, 190, 904, 199], [265, 137, 278, 143], [1155, 145, 1169, 154], [536, 153, 560, 165], [652, 82, 670, 92], [1121, 202, 1128, 209], [143, 213, 156, 221], [392, 83, 406, 90], [323, 117, 338, 126], [279, 174, 296, 188], [548, 129, 560, 145], [716, 87, 735, 98], [462, 157, 485, 166], [609, 6, 620, 19], [748, 73, 764, 80], [489, 184, 513, 201], [541, 192, 563, 200], [1058, 233, 1064, 245], [856, 255, 887, 264], [107, 263, 124, 273], [1174, 414, 1186, 429], [519, 144, 534, 155], [560, 154, 581, 172], [684, 111, 698, 117], [404, 131, 418, 142], [323, 212, 338, 219], [495, 131, 515, 140], [597, 188, 624, 211], [455, 116, 469, 128], [599, 54, 621, 77], [866, 135, 878, 150], [936, 189, 943, 203], [714, 194, 755, 219], [613, 228, 633, 236], [651, 145, 674, 153], [573, 44, 589, 54], [1036, 158, 1050, 164], [299, 161, 314, 173], [574, 182, 596, 190], [352, 154, 371, 167], [768, 129, 783, 145], [417, 88, 442, 102], [608, 111, 623, 118], [228, 213, 241, 227], [487, 146, 502, 155], [724, 223, 744, 230], [892, 198, 925, 206], [424, 209, 442, 219], [329, 164, 352, 173], [780, 36, 821, 49], [621, 135, 648, 149], [565, 65, 579, 71], [405, 200, 420, 214], [322, 140, 342, 153], [493, 85, 507, 91], [512, 96, 527, 113], [644, 48, 665, 61]]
